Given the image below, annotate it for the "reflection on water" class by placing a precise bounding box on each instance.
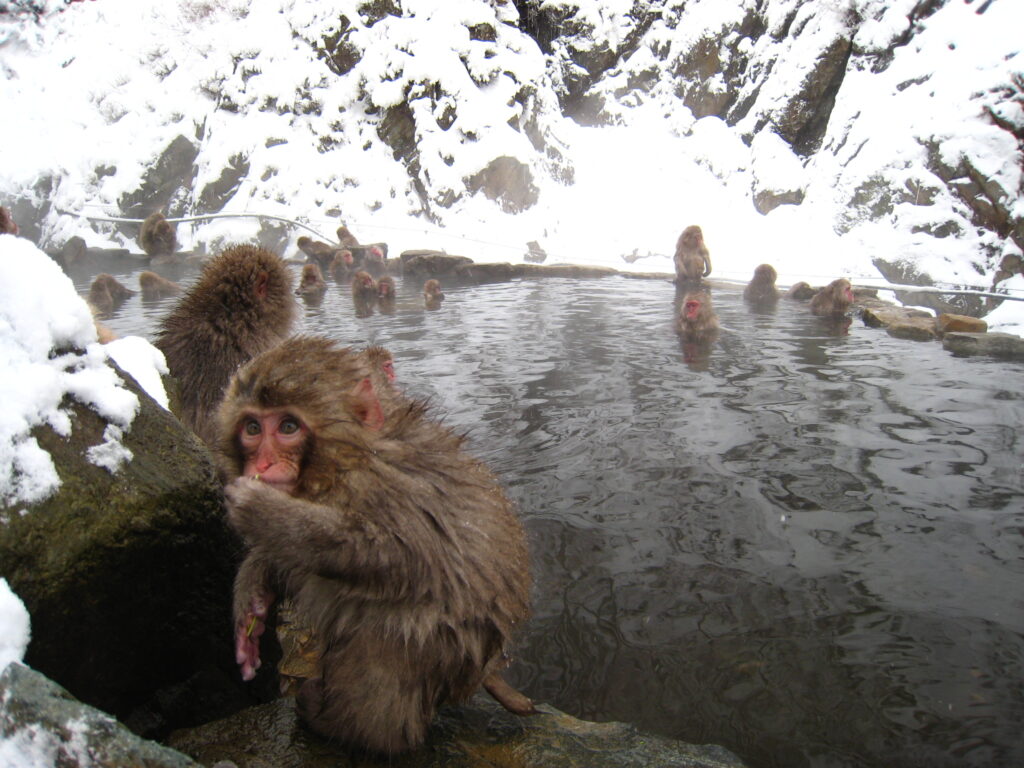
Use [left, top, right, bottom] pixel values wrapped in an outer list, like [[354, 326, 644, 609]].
[[89, 263, 1024, 768]]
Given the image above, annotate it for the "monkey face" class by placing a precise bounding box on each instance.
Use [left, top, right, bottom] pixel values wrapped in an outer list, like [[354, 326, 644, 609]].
[[237, 409, 308, 495]]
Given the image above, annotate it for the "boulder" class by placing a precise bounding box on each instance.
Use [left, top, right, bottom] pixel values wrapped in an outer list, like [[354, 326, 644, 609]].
[[886, 317, 938, 342], [168, 693, 748, 768], [0, 361, 252, 735], [936, 313, 988, 335], [942, 331, 1024, 360], [0, 663, 200, 768]]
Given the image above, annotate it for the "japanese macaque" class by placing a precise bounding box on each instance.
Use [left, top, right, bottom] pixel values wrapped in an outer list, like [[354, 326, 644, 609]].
[[138, 212, 177, 260], [363, 245, 387, 277], [336, 225, 360, 249], [216, 336, 534, 754], [328, 250, 355, 282], [809, 278, 855, 316], [786, 281, 816, 301], [423, 278, 444, 310], [673, 225, 712, 284], [743, 263, 779, 306], [676, 290, 719, 341], [139, 270, 182, 300], [376, 274, 396, 299], [362, 345, 396, 386], [351, 270, 376, 301], [296, 263, 327, 300], [60, 236, 87, 268], [155, 244, 296, 447], [296, 236, 337, 271], [88, 273, 134, 315], [0, 206, 18, 235]]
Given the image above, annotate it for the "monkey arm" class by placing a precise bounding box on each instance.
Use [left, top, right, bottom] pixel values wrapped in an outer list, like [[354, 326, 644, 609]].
[[233, 551, 275, 681], [703, 254, 712, 277], [225, 477, 399, 581]]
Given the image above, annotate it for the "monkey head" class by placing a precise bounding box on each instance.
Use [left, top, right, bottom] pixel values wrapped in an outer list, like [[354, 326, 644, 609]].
[[216, 337, 386, 500]]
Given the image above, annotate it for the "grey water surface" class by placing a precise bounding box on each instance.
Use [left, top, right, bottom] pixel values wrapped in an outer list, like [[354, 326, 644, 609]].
[[88, 264, 1024, 768]]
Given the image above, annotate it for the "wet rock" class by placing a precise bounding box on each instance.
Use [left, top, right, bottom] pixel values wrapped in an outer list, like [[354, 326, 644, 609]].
[[937, 313, 988, 335], [860, 305, 933, 329], [0, 359, 250, 735], [942, 331, 1024, 360], [518, 263, 618, 279], [402, 252, 474, 277], [0, 663, 200, 768], [886, 317, 938, 342], [168, 693, 747, 768]]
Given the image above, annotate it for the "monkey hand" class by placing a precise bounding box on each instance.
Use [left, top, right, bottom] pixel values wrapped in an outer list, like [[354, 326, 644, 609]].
[[235, 590, 273, 681], [225, 476, 288, 539]]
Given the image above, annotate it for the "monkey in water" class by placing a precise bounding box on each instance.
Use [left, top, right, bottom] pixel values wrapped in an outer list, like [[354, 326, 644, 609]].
[[809, 277, 855, 316], [676, 289, 719, 342], [423, 278, 444, 310], [743, 263, 779, 306], [139, 270, 182, 300], [138, 212, 177, 260], [155, 244, 296, 447], [296, 236, 337, 271], [350, 270, 376, 301], [673, 225, 712, 284], [216, 336, 534, 754], [296, 263, 327, 300], [88, 273, 134, 316]]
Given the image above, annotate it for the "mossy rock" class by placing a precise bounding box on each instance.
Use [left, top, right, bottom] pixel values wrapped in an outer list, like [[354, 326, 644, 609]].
[[0, 361, 240, 727]]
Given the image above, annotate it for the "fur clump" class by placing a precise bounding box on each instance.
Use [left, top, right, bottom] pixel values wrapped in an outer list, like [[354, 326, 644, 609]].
[[156, 244, 295, 446]]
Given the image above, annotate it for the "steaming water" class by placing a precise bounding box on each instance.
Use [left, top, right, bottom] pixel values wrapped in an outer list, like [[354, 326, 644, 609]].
[[88, 263, 1024, 768]]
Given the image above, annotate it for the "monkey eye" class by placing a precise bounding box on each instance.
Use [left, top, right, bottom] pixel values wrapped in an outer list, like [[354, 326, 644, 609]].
[[242, 419, 261, 437], [685, 301, 699, 311], [279, 416, 301, 435]]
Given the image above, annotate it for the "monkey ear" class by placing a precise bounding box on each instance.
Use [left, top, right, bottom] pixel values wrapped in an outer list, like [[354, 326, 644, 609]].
[[351, 377, 385, 431], [255, 270, 269, 299]]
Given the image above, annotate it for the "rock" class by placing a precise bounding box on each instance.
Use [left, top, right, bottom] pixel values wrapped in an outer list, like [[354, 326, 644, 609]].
[[0, 663, 200, 768], [524, 240, 547, 263], [168, 693, 747, 768], [402, 252, 475, 277], [942, 331, 1024, 360], [886, 317, 938, 341], [518, 263, 618, 279], [0, 360, 250, 734], [197, 152, 251, 214], [870, 258, 985, 317], [465, 156, 539, 213], [937, 313, 988, 335], [860, 305, 933, 329], [118, 135, 200, 221]]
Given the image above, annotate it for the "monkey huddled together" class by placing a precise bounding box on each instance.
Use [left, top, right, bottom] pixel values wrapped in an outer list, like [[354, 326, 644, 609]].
[[149, 241, 532, 755]]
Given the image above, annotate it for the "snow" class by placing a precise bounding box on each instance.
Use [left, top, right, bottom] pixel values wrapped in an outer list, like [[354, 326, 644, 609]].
[[0, 1, 1022, 735], [0, 236, 166, 506], [0, 579, 29, 672]]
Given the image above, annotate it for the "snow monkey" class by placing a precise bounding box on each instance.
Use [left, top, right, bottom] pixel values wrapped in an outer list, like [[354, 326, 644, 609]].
[[216, 336, 534, 754]]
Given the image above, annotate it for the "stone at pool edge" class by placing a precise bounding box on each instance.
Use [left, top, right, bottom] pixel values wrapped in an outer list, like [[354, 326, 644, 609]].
[[943, 331, 1024, 360], [167, 692, 749, 768]]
